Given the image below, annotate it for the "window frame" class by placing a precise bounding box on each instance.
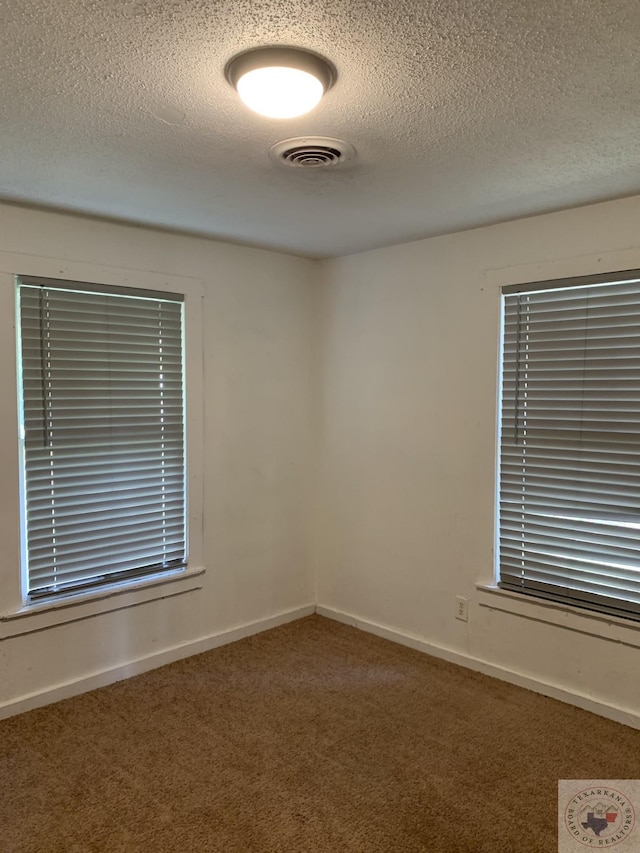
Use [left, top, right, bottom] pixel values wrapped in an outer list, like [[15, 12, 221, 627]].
[[17, 276, 188, 601], [0, 254, 204, 637]]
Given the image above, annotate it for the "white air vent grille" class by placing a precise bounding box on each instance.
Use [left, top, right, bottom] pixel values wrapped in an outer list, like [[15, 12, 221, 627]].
[[270, 137, 355, 168], [282, 145, 342, 166]]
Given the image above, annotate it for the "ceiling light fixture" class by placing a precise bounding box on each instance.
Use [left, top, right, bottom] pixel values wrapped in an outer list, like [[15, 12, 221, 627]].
[[225, 47, 335, 119]]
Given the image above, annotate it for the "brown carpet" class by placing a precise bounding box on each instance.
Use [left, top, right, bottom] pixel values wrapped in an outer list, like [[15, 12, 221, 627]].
[[2, 614, 639, 852]]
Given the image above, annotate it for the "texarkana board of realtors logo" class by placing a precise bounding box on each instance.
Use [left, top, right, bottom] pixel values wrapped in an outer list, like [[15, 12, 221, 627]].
[[559, 781, 638, 850]]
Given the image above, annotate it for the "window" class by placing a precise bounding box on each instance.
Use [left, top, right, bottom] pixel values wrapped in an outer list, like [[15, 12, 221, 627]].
[[18, 276, 186, 600], [498, 269, 640, 621]]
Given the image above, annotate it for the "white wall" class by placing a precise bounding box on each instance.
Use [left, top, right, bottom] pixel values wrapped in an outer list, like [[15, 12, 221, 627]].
[[4, 193, 640, 725], [316, 195, 640, 725], [0, 203, 317, 712]]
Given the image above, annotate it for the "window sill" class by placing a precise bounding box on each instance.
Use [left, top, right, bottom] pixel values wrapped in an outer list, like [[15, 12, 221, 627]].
[[0, 566, 205, 639], [477, 584, 640, 649]]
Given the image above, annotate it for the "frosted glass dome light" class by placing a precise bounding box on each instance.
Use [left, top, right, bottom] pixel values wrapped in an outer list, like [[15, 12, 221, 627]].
[[237, 67, 324, 119], [226, 47, 335, 120]]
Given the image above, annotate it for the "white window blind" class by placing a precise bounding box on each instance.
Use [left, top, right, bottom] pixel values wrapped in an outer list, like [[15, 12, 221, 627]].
[[18, 276, 186, 600], [498, 270, 640, 621]]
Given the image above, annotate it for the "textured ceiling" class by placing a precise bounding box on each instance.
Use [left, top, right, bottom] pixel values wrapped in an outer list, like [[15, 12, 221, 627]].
[[2, 0, 640, 258]]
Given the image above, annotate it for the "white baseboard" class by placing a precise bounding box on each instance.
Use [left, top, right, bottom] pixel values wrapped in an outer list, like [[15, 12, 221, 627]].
[[316, 605, 640, 731], [7, 601, 639, 731], [0, 604, 315, 720]]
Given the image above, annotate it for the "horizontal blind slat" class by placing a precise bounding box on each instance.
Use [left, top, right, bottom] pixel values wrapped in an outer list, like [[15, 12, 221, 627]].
[[29, 559, 187, 594]]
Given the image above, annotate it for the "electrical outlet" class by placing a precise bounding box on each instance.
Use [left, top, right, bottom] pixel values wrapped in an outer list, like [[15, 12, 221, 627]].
[[455, 595, 468, 622]]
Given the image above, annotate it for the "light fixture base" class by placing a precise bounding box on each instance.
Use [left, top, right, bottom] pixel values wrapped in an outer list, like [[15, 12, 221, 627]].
[[225, 47, 336, 93]]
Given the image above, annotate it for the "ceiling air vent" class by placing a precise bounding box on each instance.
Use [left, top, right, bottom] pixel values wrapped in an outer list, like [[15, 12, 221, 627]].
[[270, 137, 355, 169]]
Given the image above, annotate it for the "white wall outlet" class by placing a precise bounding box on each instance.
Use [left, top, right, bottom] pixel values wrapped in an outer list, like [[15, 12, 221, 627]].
[[455, 595, 468, 622]]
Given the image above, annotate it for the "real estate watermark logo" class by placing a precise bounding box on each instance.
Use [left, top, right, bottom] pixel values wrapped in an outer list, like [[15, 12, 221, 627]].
[[559, 781, 638, 851]]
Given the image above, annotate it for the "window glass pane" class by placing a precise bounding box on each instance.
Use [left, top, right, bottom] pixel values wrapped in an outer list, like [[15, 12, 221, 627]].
[[18, 277, 186, 599], [498, 271, 640, 620]]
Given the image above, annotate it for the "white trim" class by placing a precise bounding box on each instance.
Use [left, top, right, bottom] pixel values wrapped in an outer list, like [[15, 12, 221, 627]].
[[0, 566, 206, 638], [316, 605, 640, 731], [482, 247, 640, 293], [0, 604, 315, 719], [0, 251, 205, 623], [477, 584, 640, 649]]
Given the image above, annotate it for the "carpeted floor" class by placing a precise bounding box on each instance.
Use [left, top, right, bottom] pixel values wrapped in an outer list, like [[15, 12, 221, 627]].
[[2, 614, 640, 852]]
